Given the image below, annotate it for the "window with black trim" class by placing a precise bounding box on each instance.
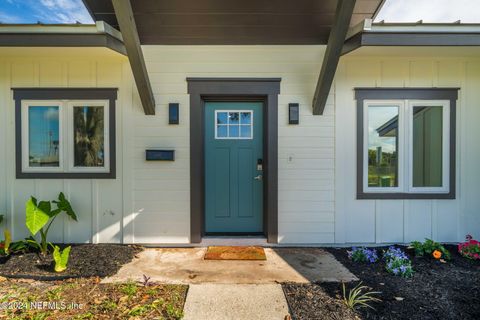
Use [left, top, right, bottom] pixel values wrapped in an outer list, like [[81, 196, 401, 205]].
[[14, 89, 117, 179], [355, 88, 458, 199]]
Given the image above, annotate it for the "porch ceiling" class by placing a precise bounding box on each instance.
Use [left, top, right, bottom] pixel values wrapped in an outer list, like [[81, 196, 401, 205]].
[[82, 0, 383, 45]]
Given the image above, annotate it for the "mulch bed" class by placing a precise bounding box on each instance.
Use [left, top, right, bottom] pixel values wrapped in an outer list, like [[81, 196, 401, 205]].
[[0, 277, 187, 319], [283, 245, 480, 320], [0, 244, 142, 280]]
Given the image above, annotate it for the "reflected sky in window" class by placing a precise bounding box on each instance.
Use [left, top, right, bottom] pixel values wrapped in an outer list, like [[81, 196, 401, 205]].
[[28, 106, 60, 166]]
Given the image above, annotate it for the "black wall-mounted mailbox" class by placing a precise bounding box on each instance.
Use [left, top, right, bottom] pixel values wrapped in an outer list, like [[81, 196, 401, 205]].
[[169, 103, 179, 124], [146, 150, 175, 161], [289, 103, 299, 124]]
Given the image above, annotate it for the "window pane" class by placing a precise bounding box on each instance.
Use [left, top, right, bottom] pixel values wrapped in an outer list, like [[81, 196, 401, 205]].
[[240, 125, 252, 138], [217, 125, 227, 137], [74, 106, 105, 167], [229, 112, 239, 124], [217, 112, 228, 124], [28, 106, 60, 167], [412, 106, 443, 187], [229, 125, 239, 137], [367, 106, 399, 187], [240, 112, 251, 124]]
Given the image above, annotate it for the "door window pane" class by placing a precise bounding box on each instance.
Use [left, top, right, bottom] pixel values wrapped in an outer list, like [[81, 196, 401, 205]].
[[367, 106, 399, 187], [73, 106, 105, 167], [240, 112, 251, 124], [216, 110, 253, 139], [229, 125, 239, 137], [28, 106, 60, 167], [229, 112, 239, 124], [240, 125, 252, 138], [217, 112, 228, 124], [217, 125, 228, 137], [412, 106, 443, 187]]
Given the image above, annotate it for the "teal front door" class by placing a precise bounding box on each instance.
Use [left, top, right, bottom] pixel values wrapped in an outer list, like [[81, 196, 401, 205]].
[[205, 102, 264, 233]]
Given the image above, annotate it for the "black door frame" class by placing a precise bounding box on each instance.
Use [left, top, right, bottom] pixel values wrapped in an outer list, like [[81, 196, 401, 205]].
[[187, 78, 281, 243]]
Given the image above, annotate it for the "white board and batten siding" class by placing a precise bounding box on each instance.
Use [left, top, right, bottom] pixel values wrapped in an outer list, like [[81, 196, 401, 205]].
[[0, 48, 132, 244], [335, 56, 480, 244], [1, 46, 479, 244], [139, 46, 335, 244]]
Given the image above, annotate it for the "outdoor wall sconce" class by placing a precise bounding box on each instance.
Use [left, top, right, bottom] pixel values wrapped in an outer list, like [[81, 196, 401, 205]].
[[289, 103, 299, 124], [169, 103, 179, 124], [146, 149, 175, 161]]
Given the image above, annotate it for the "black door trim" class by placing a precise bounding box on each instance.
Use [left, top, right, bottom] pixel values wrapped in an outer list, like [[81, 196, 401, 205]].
[[187, 78, 281, 243]]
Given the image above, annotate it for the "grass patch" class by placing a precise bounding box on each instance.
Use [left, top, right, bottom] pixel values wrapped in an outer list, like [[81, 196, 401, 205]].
[[0, 278, 187, 320]]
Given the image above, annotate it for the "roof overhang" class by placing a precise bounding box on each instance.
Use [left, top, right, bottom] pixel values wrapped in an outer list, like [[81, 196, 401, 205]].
[[82, 0, 383, 45], [0, 21, 126, 55], [343, 19, 480, 55]]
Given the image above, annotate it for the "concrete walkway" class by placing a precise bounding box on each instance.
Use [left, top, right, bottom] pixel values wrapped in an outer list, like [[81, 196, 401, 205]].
[[103, 247, 356, 319], [103, 247, 357, 284], [183, 284, 289, 320]]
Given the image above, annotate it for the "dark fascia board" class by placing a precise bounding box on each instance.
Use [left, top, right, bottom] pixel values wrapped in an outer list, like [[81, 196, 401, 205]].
[[355, 87, 458, 200], [312, 0, 357, 115], [0, 33, 126, 56], [13, 87, 118, 179], [343, 31, 480, 55], [187, 78, 281, 95], [112, 0, 156, 115], [355, 87, 459, 100]]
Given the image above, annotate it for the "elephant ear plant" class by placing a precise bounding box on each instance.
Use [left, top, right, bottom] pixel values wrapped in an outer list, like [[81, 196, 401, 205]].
[[53, 245, 71, 272], [25, 192, 77, 257]]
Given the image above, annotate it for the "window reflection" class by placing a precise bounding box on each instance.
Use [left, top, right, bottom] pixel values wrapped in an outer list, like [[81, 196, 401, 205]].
[[412, 106, 443, 187], [73, 106, 105, 167], [28, 106, 60, 167], [216, 110, 253, 139], [368, 106, 399, 187]]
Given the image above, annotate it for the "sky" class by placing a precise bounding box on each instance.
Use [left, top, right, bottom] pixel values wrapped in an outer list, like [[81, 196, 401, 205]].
[[0, 0, 93, 24], [375, 0, 480, 23], [0, 0, 479, 24]]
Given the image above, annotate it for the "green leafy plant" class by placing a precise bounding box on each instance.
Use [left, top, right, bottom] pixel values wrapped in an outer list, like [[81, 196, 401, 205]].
[[9, 239, 30, 254], [121, 282, 138, 298], [25, 192, 77, 256], [342, 282, 381, 310], [53, 245, 71, 273], [0, 231, 11, 257], [3, 229, 11, 255], [410, 238, 451, 260]]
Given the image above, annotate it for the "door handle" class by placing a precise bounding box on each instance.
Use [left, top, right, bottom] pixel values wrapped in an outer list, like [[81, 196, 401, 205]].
[[254, 175, 263, 181]]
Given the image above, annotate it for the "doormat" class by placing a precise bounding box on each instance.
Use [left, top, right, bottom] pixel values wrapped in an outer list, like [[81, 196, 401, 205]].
[[204, 246, 267, 260]]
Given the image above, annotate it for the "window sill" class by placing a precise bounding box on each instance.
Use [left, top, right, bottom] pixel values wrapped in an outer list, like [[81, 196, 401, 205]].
[[16, 172, 116, 179], [356, 192, 455, 200]]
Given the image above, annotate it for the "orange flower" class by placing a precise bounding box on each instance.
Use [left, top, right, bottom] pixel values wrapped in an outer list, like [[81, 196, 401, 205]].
[[432, 250, 442, 259]]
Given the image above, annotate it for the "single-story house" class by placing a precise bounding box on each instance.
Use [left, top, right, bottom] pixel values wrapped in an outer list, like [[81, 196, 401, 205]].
[[0, 0, 479, 245]]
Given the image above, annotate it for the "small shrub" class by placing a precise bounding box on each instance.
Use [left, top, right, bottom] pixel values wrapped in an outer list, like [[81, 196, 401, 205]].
[[342, 282, 381, 310], [347, 247, 379, 263], [25, 192, 77, 256], [410, 239, 451, 260], [0, 230, 11, 256], [383, 246, 414, 278], [53, 245, 71, 273], [458, 234, 480, 260]]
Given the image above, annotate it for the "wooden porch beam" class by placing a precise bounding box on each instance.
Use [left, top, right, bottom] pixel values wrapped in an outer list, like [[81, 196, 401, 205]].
[[312, 0, 356, 115], [112, 0, 155, 115]]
